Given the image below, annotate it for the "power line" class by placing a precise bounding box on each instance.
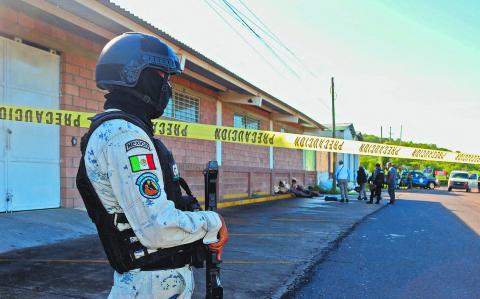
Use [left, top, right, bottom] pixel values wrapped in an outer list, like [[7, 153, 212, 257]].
[[207, 0, 330, 114], [221, 0, 300, 78], [236, 0, 317, 77], [204, 0, 283, 75], [222, 1, 313, 76], [221, 0, 301, 79], [238, 0, 285, 49]]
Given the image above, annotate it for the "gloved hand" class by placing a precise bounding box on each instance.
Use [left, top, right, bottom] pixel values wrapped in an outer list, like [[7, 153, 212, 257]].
[[208, 215, 228, 260]]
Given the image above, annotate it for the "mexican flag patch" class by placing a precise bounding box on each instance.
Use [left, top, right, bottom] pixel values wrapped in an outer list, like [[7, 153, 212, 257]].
[[129, 154, 156, 172]]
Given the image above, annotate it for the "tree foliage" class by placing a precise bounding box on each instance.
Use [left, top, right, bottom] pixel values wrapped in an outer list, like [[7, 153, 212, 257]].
[[359, 134, 480, 175]]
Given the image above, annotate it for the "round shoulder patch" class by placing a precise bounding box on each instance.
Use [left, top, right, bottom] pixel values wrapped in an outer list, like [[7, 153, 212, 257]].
[[135, 172, 161, 199]]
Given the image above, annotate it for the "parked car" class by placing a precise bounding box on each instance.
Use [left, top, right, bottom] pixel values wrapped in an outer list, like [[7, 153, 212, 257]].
[[400, 171, 438, 189], [447, 171, 477, 192]]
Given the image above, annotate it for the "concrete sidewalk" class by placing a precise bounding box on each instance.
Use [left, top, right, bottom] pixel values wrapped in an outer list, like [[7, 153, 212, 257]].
[[0, 196, 386, 298], [0, 208, 96, 254]]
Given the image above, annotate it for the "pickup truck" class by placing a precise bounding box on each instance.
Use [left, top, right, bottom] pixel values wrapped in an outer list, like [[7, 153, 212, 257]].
[[400, 171, 439, 189]]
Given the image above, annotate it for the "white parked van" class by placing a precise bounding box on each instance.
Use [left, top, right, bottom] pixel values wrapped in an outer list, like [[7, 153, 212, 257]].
[[447, 171, 478, 192]]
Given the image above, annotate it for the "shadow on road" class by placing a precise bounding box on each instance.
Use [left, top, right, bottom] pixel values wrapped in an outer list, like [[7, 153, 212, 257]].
[[289, 194, 480, 299]]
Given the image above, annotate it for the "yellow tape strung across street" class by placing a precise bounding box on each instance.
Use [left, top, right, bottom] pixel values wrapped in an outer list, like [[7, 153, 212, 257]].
[[1, 104, 479, 164]]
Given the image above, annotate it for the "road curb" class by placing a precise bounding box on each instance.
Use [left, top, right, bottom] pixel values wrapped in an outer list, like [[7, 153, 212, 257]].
[[272, 202, 389, 299]]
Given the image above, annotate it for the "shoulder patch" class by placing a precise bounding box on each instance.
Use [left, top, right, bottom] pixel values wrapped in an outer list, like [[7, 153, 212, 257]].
[[129, 154, 156, 172], [136, 172, 161, 199], [125, 139, 151, 152]]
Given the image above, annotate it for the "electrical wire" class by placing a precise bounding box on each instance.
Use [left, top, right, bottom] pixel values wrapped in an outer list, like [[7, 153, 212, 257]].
[[204, 0, 283, 75], [207, 0, 330, 113], [221, 0, 301, 79], [221, 1, 311, 74], [237, 0, 317, 77]]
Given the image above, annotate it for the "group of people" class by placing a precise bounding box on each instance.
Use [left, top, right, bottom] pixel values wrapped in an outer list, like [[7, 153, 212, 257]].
[[336, 160, 397, 205], [275, 179, 320, 198]]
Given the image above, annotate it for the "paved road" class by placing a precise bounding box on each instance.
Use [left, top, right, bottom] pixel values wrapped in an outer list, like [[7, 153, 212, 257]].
[[292, 188, 480, 299], [0, 196, 382, 298]]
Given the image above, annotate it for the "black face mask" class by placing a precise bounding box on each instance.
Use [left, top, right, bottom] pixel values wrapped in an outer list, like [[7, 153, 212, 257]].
[[134, 68, 172, 119], [104, 69, 173, 133]]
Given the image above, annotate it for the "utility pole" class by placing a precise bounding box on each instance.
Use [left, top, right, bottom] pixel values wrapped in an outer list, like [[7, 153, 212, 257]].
[[400, 125, 403, 142], [389, 126, 392, 141], [330, 77, 337, 193], [379, 126, 383, 166]]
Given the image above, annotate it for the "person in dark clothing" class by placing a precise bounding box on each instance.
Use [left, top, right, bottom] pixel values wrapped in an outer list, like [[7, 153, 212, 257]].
[[367, 163, 385, 204], [357, 166, 368, 200], [386, 162, 397, 204], [289, 178, 313, 198]]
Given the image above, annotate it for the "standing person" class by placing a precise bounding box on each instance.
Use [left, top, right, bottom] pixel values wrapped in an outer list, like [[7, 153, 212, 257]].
[[335, 160, 350, 202], [356, 166, 368, 200], [407, 171, 413, 191], [76, 33, 228, 298], [386, 162, 397, 204], [367, 163, 385, 204]]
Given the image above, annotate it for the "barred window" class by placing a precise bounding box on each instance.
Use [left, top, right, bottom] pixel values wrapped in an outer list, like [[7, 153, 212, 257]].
[[234, 113, 260, 130], [164, 91, 199, 122]]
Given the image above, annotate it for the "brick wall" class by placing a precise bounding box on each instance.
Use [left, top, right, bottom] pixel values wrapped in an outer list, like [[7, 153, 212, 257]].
[[272, 122, 305, 170], [273, 172, 289, 186], [251, 172, 271, 194], [1, 3, 317, 207], [222, 171, 249, 196], [161, 77, 219, 199], [221, 103, 271, 196], [60, 52, 106, 208], [221, 103, 270, 168], [306, 172, 316, 186]]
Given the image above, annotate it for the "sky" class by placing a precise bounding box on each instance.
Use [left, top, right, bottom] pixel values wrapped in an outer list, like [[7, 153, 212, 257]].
[[113, 0, 479, 153]]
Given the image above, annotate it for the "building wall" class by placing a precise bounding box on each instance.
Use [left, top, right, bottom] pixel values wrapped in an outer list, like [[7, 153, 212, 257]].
[[0, 3, 320, 208], [60, 52, 104, 208], [160, 77, 219, 199], [273, 122, 304, 170], [221, 103, 270, 168], [0, 4, 107, 208], [221, 103, 271, 197]]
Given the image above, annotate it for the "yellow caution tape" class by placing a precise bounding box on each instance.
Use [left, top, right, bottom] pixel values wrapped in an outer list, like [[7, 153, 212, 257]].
[[1, 104, 479, 164]]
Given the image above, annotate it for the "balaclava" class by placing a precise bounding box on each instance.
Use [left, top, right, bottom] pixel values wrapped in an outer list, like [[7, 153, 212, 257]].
[[104, 68, 172, 132]]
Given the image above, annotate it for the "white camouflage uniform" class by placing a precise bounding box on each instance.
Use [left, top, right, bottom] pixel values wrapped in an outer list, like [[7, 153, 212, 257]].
[[85, 114, 222, 299]]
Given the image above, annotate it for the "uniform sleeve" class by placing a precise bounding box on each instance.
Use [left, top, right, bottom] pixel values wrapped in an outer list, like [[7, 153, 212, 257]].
[[102, 128, 222, 249]]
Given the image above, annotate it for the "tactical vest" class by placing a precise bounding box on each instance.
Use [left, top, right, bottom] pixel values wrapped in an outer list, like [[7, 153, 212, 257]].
[[374, 170, 385, 186], [76, 111, 204, 274]]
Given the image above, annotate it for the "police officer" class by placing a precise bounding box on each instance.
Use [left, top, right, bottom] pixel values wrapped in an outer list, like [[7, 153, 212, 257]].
[[386, 162, 397, 204], [367, 163, 385, 204], [76, 33, 228, 298]]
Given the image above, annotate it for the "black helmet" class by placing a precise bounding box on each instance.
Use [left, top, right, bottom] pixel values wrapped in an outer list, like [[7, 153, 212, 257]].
[[96, 32, 182, 90]]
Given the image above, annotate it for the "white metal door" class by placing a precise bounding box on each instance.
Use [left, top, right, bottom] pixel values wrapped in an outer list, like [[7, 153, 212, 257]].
[[0, 37, 60, 212]]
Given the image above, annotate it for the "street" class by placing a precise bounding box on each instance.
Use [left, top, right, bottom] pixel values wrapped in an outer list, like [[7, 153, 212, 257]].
[[291, 188, 480, 299], [0, 195, 383, 299], [1, 188, 479, 298]]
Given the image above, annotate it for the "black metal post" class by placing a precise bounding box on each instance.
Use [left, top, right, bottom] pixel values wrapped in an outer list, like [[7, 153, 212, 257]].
[[204, 161, 223, 299]]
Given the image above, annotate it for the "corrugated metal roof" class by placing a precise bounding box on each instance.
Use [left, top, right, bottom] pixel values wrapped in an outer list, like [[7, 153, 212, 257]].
[[97, 0, 324, 129]]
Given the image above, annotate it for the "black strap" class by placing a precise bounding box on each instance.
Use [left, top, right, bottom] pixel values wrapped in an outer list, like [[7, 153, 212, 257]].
[[178, 177, 193, 197], [140, 250, 192, 271]]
